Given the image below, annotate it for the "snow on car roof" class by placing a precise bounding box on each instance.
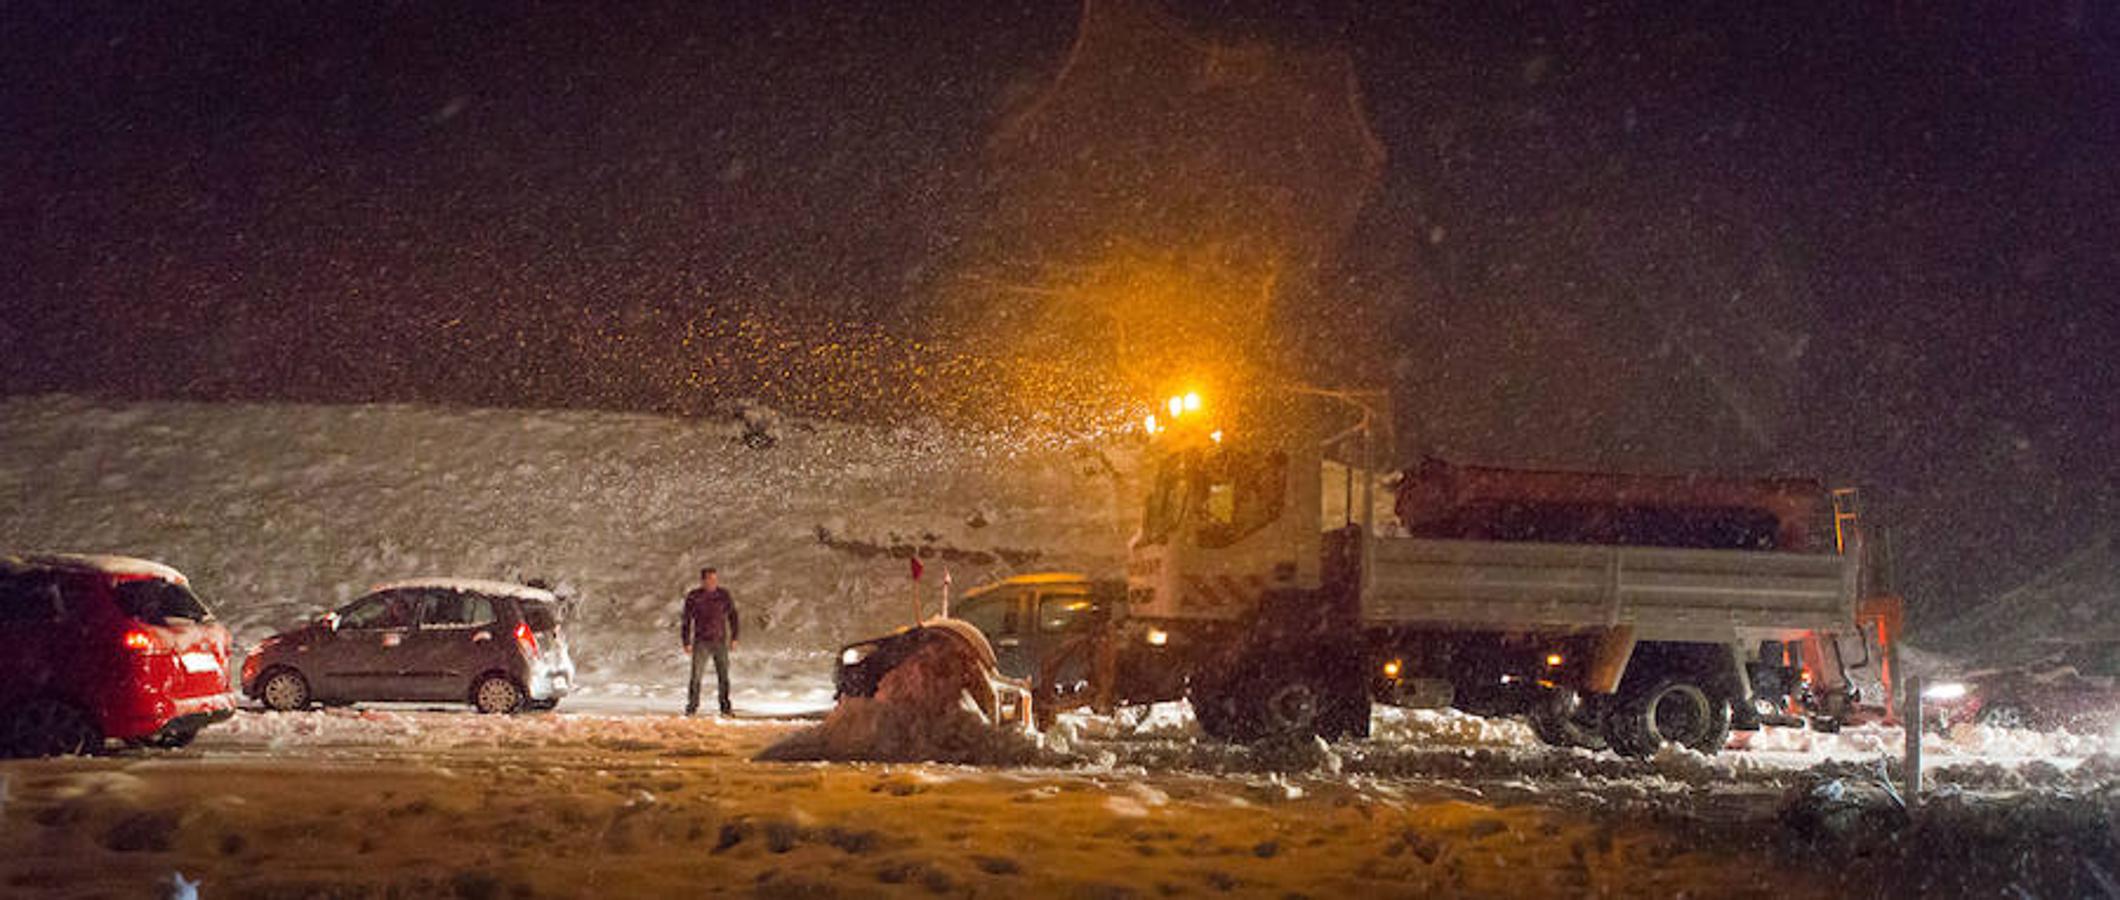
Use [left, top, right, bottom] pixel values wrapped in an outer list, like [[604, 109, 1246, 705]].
[[368, 577, 558, 603], [7, 552, 189, 584]]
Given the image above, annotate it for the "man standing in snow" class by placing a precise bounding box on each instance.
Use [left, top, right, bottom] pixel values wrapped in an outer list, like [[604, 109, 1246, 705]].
[[680, 567, 740, 716]]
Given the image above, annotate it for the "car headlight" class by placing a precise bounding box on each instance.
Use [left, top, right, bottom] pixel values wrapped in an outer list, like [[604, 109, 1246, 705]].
[[1921, 681, 1969, 702], [1144, 627, 1169, 647], [840, 647, 866, 667]]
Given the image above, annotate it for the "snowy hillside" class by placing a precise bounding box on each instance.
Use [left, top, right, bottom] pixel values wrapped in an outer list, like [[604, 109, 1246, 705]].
[[0, 395, 1138, 686], [1920, 531, 2120, 662]]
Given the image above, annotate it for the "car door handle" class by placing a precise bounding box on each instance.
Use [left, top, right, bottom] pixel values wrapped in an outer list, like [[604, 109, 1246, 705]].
[[996, 637, 1021, 648], [471, 630, 492, 642]]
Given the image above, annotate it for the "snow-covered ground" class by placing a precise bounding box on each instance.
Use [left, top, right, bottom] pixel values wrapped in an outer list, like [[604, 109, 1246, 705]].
[[3, 702, 2113, 898]]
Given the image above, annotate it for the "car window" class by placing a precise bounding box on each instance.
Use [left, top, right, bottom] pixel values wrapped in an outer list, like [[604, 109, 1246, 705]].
[[339, 591, 416, 630], [519, 599, 559, 633], [0, 572, 67, 623], [957, 596, 1018, 637], [112, 578, 213, 625], [421, 591, 496, 628], [1037, 592, 1096, 633]]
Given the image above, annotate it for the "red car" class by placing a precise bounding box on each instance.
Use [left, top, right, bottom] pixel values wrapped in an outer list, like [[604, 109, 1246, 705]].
[[1922, 639, 2120, 735], [0, 554, 236, 755]]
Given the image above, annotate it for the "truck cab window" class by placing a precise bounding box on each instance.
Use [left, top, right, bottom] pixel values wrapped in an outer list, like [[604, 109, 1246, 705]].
[[1141, 459, 1187, 546], [1194, 449, 1287, 549]]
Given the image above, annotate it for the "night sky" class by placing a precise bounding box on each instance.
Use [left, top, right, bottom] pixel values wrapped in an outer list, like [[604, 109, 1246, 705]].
[[4, 1, 2115, 631]]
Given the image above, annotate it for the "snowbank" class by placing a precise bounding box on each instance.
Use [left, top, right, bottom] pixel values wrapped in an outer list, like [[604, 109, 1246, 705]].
[[758, 631, 1049, 765]]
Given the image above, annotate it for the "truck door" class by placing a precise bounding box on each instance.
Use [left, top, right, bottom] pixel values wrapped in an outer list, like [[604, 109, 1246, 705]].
[[1033, 588, 1099, 688]]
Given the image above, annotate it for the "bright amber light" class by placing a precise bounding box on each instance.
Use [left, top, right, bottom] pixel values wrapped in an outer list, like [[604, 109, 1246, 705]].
[[1382, 659, 1403, 679], [1182, 392, 1202, 412], [1545, 653, 1564, 667], [1167, 396, 1184, 418], [1209, 430, 1223, 443], [1144, 414, 1159, 434], [123, 630, 155, 651]]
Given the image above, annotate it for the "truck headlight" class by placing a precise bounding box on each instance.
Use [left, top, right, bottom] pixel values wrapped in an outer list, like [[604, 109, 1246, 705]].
[[1144, 627, 1169, 647], [1921, 681, 1968, 702]]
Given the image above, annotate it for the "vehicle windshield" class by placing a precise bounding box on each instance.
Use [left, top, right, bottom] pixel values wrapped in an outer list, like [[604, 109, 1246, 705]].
[[1140, 456, 1188, 546], [113, 578, 213, 625], [1142, 448, 1288, 549]]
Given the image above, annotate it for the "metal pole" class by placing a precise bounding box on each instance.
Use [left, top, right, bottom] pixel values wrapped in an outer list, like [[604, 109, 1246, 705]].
[[1903, 674, 1923, 803]]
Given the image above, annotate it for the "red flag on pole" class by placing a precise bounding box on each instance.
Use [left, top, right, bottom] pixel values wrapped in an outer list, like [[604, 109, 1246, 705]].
[[908, 555, 924, 581]]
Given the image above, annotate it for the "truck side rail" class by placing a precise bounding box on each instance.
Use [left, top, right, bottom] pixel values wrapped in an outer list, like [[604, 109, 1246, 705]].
[[1359, 538, 1857, 642]]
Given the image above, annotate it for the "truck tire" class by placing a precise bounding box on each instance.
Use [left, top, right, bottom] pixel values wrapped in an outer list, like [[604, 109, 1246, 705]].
[[1528, 690, 1608, 751], [1187, 676, 1246, 741], [1603, 676, 1730, 757], [1246, 655, 1370, 742]]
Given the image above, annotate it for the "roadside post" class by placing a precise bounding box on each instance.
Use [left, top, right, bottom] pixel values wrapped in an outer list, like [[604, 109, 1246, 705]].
[[909, 555, 925, 622], [1903, 674, 1923, 803]]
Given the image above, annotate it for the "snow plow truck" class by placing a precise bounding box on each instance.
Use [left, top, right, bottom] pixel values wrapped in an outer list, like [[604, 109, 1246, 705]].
[[1125, 386, 1899, 756]]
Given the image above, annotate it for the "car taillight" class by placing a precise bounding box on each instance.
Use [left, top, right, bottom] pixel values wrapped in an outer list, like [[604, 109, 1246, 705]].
[[122, 629, 159, 653], [514, 621, 539, 657]]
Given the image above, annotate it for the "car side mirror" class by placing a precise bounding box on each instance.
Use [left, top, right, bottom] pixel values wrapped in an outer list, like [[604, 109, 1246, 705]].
[[320, 611, 340, 632]]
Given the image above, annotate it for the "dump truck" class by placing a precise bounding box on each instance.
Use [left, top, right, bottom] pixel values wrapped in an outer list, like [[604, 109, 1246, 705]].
[[1125, 387, 1894, 755]]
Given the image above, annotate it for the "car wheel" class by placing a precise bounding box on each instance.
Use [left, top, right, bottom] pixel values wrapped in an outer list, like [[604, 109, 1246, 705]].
[[1978, 704, 2026, 730], [1604, 676, 1730, 757], [152, 729, 200, 749], [2, 699, 103, 758], [259, 668, 312, 712], [472, 674, 526, 714]]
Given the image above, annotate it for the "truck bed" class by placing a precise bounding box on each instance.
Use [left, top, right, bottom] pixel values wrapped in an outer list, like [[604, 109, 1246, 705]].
[[1358, 536, 1858, 643]]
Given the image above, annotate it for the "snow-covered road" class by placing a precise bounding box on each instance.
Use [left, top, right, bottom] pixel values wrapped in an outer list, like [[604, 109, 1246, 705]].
[[4, 699, 2115, 898]]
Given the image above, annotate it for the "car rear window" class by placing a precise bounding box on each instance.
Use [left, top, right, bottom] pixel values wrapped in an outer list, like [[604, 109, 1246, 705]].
[[113, 578, 213, 624], [520, 600, 560, 633]]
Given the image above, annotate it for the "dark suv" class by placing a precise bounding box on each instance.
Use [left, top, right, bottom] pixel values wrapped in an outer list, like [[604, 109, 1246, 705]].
[[0, 553, 236, 756], [243, 578, 575, 714]]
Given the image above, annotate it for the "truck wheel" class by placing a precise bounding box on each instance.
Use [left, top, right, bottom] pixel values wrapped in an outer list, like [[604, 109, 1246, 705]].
[[1604, 676, 1730, 757], [1528, 690, 1608, 751], [1187, 676, 1247, 741], [1253, 661, 1369, 741]]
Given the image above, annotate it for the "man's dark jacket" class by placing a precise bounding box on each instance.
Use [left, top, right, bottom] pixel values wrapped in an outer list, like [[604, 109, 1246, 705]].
[[681, 587, 740, 647]]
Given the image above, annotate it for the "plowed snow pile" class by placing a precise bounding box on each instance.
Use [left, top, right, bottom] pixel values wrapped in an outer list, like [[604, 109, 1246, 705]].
[[759, 634, 1048, 765]]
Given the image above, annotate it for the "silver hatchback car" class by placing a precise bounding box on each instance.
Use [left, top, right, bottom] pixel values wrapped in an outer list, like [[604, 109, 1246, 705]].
[[242, 578, 575, 714]]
